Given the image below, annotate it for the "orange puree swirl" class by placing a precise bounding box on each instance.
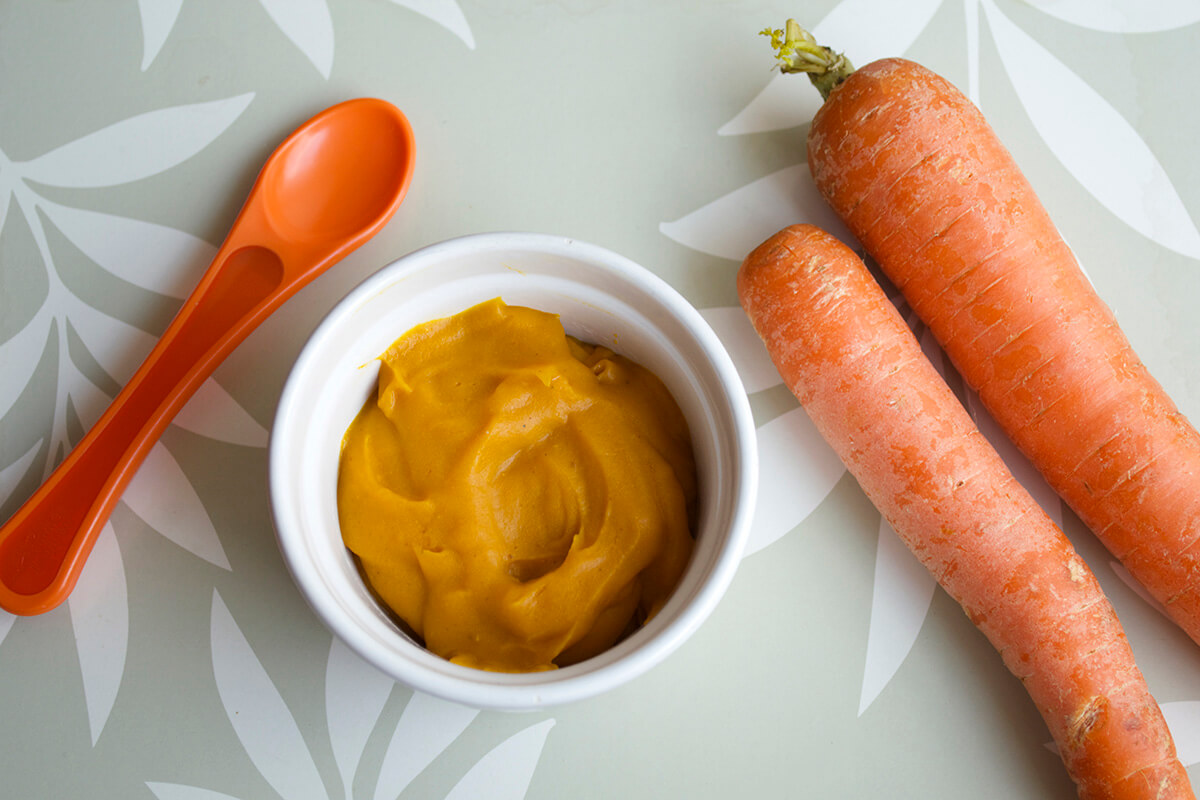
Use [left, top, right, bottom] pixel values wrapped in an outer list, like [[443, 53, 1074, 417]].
[[337, 298, 697, 672]]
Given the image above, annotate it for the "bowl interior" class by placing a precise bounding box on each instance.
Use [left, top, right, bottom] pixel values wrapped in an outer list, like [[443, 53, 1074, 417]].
[[271, 234, 755, 709]]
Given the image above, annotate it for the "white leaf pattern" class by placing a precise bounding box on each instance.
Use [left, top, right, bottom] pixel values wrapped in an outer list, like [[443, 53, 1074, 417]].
[[1026, 0, 1200, 33], [0, 439, 42, 509], [859, 518, 935, 716], [745, 407, 845, 557], [137, 0, 185, 70], [0, 311, 51, 421], [660, 165, 858, 262], [375, 692, 480, 800], [124, 443, 230, 570], [257, 0, 335, 79], [63, 292, 160, 387], [146, 783, 244, 800], [16, 94, 255, 189], [174, 379, 269, 448], [718, 75, 823, 139], [68, 522, 129, 746], [443, 720, 555, 800], [0, 610, 12, 650], [698, 307, 782, 395], [983, 0, 1200, 259], [718, 0, 944, 135], [39, 200, 217, 300], [325, 637, 395, 797], [389, 0, 476, 49], [68, 371, 115, 433], [795, 0, 944, 78], [210, 591, 325, 800]]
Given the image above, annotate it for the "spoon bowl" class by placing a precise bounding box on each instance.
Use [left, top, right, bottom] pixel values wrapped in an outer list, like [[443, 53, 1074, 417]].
[[262, 101, 413, 243], [0, 98, 416, 615]]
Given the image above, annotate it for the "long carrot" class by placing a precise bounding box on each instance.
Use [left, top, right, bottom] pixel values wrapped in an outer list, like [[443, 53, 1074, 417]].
[[739, 223, 1190, 800], [763, 21, 1200, 648]]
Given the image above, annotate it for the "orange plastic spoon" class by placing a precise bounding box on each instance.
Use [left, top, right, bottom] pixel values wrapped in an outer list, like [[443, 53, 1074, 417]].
[[0, 97, 416, 616]]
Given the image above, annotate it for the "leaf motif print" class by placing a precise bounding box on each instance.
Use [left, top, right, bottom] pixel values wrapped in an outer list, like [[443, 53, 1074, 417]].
[[66, 367, 116, 433], [983, 0, 1200, 259], [0, 313, 51, 422], [698, 307, 782, 395], [146, 783, 244, 800], [67, 522, 129, 746], [443, 720, 555, 800], [1161, 701, 1200, 766], [718, 0, 944, 136], [210, 590, 325, 800], [859, 518, 936, 716], [124, 443, 231, 570], [173, 379, 269, 448], [374, 692, 480, 800], [0, 439, 42, 512], [62, 295, 158, 388], [0, 93, 258, 593], [137, 0, 185, 70], [15, 94, 255, 189], [39, 200, 217, 300], [745, 407, 845, 557], [388, 0, 476, 49], [659, 165, 859, 262], [1026, 0, 1200, 33], [798, 0, 945, 79], [257, 0, 336, 79], [137, 0, 475, 88], [325, 637, 395, 799], [717, 74, 824, 140]]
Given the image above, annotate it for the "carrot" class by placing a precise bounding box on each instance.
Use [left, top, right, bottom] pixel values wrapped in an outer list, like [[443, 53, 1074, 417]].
[[739, 223, 1190, 800], [763, 20, 1200, 649]]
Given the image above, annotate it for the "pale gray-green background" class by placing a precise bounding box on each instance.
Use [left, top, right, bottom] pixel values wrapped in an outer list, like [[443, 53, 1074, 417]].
[[2, 1, 1199, 797]]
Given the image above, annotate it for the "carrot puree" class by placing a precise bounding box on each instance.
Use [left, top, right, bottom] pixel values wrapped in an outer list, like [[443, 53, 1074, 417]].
[[336, 298, 697, 672]]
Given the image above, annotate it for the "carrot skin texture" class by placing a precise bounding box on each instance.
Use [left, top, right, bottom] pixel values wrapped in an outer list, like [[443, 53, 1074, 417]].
[[738, 225, 1190, 800], [807, 57, 1200, 645]]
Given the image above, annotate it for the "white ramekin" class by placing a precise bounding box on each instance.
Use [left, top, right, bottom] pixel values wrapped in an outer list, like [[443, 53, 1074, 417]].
[[269, 232, 757, 711]]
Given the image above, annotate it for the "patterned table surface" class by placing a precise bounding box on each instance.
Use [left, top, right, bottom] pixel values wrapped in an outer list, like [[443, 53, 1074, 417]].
[[3, 1, 1200, 797]]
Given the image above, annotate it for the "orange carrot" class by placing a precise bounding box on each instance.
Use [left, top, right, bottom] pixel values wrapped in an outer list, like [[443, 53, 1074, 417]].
[[764, 21, 1200, 649], [739, 223, 1190, 800]]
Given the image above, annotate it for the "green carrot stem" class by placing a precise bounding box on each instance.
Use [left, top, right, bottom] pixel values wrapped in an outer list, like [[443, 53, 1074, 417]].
[[761, 19, 855, 100]]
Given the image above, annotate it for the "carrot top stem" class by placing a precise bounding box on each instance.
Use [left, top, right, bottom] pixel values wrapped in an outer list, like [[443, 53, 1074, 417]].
[[761, 19, 854, 100]]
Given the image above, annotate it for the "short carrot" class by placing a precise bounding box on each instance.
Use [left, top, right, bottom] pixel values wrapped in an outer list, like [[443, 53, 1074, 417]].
[[763, 21, 1200, 649], [739, 223, 1190, 800]]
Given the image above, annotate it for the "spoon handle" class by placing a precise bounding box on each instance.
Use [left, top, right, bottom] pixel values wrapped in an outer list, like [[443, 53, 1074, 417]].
[[0, 243, 288, 615]]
